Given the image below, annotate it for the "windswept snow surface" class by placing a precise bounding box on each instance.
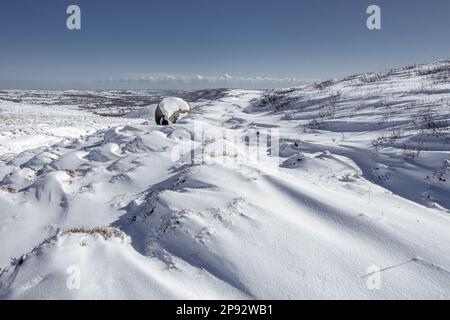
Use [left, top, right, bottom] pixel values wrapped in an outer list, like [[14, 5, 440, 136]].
[[158, 97, 191, 121], [1, 60, 450, 299]]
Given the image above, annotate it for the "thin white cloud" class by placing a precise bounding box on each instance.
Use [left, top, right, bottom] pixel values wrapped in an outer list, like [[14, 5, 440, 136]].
[[99, 73, 308, 89]]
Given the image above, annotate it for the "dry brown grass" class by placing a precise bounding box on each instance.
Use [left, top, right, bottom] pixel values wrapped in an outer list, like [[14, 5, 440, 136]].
[[62, 227, 123, 240], [65, 169, 76, 178]]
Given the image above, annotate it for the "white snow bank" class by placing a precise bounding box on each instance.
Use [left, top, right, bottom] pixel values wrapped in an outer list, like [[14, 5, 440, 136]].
[[0, 228, 244, 299]]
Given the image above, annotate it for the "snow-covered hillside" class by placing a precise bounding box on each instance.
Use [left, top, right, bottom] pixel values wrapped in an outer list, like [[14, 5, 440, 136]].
[[0, 60, 450, 299]]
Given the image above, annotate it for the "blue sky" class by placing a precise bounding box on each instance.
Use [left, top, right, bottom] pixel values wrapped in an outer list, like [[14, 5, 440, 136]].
[[0, 0, 449, 89]]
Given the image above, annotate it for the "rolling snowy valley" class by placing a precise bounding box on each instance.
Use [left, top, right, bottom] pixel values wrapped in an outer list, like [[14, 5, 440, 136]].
[[0, 60, 450, 299]]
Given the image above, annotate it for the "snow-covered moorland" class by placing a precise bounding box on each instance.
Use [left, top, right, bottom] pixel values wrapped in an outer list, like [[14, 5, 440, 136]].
[[0, 60, 450, 299]]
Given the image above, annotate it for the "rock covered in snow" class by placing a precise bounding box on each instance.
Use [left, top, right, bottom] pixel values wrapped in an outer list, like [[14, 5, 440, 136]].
[[155, 97, 191, 125]]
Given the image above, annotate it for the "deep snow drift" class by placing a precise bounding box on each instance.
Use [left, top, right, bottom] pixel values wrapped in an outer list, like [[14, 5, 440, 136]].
[[0, 60, 450, 299]]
